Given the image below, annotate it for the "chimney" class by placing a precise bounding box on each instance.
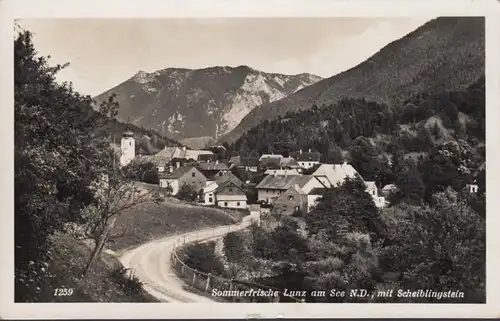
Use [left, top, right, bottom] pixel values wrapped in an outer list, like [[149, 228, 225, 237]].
[[299, 149, 302, 154], [182, 146, 186, 151], [308, 148, 312, 153], [274, 171, 277, 177], [176, 161, 180, 169]]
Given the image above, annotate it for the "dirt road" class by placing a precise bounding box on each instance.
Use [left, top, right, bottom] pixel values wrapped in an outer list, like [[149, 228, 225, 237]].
[[119, 216, 254, 303]]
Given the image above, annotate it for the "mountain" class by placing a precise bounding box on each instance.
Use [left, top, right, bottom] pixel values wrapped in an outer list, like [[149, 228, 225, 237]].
[[94, 66, 322, 145], [221, 17, 484, 144]]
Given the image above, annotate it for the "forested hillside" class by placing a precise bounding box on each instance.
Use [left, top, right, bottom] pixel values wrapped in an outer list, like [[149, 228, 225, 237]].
[[229, 75, 485, 204], [222, 17, 484, 144]]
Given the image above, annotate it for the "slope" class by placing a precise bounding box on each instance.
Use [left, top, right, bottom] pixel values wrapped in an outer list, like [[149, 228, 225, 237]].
[[222, 17, 484, 144]]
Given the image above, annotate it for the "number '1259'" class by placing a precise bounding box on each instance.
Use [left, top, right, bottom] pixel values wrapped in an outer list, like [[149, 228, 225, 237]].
[[54, 288, 74, 296]]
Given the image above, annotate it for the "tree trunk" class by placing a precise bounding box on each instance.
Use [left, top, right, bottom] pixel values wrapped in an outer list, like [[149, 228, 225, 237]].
[[83, 216, 117, 276]]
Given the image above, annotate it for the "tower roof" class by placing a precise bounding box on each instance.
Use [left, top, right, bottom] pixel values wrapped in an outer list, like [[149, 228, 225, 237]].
[[122, 130, 134, 137]]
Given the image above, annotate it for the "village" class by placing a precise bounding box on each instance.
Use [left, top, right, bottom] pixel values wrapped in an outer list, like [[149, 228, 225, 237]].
[[119, 131, 393, 217]]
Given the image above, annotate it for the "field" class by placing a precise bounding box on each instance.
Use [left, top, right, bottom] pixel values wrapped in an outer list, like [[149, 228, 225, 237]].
[[107, 184, 244, 252], [38, 233, 159, 302]]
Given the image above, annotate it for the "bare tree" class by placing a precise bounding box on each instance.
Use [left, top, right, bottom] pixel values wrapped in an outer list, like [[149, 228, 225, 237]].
[[81, 167, 159, 276]]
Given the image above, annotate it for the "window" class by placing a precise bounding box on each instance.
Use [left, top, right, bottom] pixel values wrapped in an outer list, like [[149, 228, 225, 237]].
[[288, 195, 294, 201], [237, 202, 240, 206], [192, 172, 195, 177], [295, 206, 300, 211], [224, 202, 228, 207], [219, 172, 223, 176], [129, 141, 132, 146], [229, 188, 233, 192], [209, 197, 213, 203], [209, 193, 213, 196]]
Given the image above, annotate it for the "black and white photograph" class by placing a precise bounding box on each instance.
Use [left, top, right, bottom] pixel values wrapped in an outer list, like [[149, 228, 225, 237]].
[[2, 0, 499, 319]]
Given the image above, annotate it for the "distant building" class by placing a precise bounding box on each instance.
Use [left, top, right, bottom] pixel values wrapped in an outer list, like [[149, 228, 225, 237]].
[[381, 184, 398, 198], [120, 131, 135, 166], [258, 153, 283, 161], [312, 162, 359, 187], [306, 187, 327, 212], [264, 169, 301, 176], [256, 174, 325, 204], [273, 184, 308, 215], [365, 181, 385, 208], [214, 181, 248, 209], [159, 166, 207, 195], [290, 149, 321, 169]]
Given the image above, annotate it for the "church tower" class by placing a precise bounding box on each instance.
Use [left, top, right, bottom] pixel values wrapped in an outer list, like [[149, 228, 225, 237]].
[[120, 130, 135, 166]]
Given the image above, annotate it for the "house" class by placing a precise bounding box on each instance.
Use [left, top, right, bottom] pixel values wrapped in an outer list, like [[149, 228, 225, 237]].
[[290, 149, 321, 169], [158, 166, 207, 195], [312, 162, 360, 187], [264, 169, 301, 176], [260, 156, 282, 170], [365, 181, 385, 208], [235, 156, 260, 172], [198, 153, 218, 163], [465, 183, 479, 194], [273, 184, 308, 215], [229, 156, 241, 167], [213, 171, 245, 188], [306, 187, 327, 212], [185, 149, 214, 161], [202, 181, 218, 206], [214, 181, 248, 209], [256, 174, 325, 204], [381, 184, 398, 198], [258, 153, 283, 161], [198, 160, 229, 178], [279, 157, 301, 170]]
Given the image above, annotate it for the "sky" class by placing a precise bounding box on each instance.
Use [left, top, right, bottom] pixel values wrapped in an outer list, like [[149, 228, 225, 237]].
[[19, 18, 432, 96]]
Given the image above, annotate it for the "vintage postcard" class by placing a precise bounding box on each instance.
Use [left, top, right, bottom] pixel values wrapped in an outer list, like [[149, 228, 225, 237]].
[[1, 0, 499, 319]]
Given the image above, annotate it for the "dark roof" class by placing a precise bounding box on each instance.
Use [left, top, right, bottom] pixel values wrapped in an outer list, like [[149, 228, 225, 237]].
[[213, 171, 244, 187], [308, 188, 327, 195], [256, 175, 315, 190], [214, 180, 246, 194], [198, 161, 229, 171], [240, 157, 260, 166], [158, 166, 198, 179], [260, 157, 282, 168], [290, 150, 321, 162], [198, 154, 217, 162]]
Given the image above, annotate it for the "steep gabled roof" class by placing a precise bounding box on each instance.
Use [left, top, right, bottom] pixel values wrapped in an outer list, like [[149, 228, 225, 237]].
[[213, 171, 245, 187], [214, 180, 247, 195], [158, 166, 199, 179], [308, 187, 327, 195], [256, 174, 316, 190], [312, 163, 361, 187], [290, 150, 321, 162], [198, 161, 229, 171]]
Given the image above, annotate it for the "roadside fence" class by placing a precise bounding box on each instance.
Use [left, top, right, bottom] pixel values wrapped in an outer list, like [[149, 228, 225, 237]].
[[170, 218, 305, 303]]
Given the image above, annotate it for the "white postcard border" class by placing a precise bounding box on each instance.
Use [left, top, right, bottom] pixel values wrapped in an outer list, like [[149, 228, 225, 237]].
[[1, 0, 499, 319]]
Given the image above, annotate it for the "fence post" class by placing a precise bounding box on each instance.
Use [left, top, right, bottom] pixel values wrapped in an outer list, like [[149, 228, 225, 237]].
[[197, 230, 199, 238], [228, 225, 231, 232], [205, 273, 211, 291], [181, 264, 185, 277], [184, 234, 186, 244], [192, 269, 197, 285]]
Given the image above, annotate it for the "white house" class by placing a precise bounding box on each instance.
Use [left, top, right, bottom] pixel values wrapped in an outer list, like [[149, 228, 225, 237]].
[[202, 181, 218, 205], [264, 169, 301, 176], [312, 162, 359, 187], [290, 149, 321, 169], [365, 181, 385, 208], [119, 131, 135, 167], [256, 174, 325, 204], [215, 181, 248, 209], [158, 166, 207, 195]]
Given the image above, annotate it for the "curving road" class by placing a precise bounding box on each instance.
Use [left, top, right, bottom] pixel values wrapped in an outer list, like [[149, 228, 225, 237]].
[[119, 216, 254, 303]]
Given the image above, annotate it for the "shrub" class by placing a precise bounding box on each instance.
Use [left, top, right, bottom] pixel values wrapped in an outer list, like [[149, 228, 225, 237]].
[[110, 266, 144, 295]]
